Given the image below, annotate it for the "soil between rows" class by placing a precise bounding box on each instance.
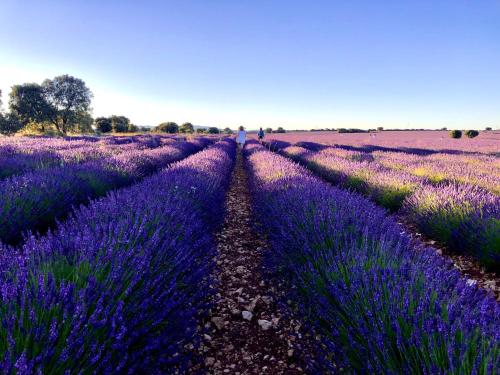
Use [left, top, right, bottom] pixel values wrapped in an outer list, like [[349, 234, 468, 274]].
[[192, 149, 311, 374]]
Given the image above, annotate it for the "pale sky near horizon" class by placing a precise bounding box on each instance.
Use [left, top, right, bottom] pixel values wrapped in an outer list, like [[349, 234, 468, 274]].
[[1, 0, 499, 130]]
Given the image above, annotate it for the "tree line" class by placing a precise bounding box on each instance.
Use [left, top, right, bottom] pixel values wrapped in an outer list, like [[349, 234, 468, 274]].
[[0, 75, 93, 135], [0, 74, 234, 136]]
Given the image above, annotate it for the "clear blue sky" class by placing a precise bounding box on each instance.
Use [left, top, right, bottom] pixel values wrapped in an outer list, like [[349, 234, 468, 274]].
[[1, 0, 499, 129]]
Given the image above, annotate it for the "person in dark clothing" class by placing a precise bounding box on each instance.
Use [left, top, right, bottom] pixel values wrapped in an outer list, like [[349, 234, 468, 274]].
[[258, 127, 265, 143]]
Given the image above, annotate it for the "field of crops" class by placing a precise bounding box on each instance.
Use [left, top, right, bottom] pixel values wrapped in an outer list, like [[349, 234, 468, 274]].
[[0, 132, 498, 373]]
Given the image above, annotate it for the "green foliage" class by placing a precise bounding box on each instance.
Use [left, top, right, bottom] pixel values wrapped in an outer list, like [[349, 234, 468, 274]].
[[377, 126, 384, 131], [42, 75, 93, 134], [485, 127, 492, 131], [338, 128, 368, 133], [0, 113, 23, 135], [265, 127, 273, 133], [155, 122, 179, 133], [208, 127, 219, 134], [8, 75, 92, 135], [71, 111, 94, 133], [111, 115, 130, 132], [223, 127, 233, 134], [275, 126, 286, 133], [196, 128, 207, 134], [95, 117, 112, 133], [449, 130, 462, 139], [464, 130, 479, 138], [8, 83, 52, 127], [128, 123, 139, 133], [179, 122, 194, 133]]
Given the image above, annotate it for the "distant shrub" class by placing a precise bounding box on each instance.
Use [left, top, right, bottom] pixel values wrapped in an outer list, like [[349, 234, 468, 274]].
[[265, 127, 273, 134], [338, 128, 367, 133], [449, 130, 462, 139], [128, 123, 139, 133], [180, 122, 194, 133], [208, 127, 219, 134], [155, 122, 178, 133], [111, 115, 130, 133], [377, 126, 383, 131], [465, 130, 479, 138], [94, 117, 112, 133], [485, 127, 492, 131], [275, 127, 286, 133]]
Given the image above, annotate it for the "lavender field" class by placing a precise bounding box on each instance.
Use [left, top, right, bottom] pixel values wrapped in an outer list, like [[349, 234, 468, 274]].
[[0, 132, 498, 373]]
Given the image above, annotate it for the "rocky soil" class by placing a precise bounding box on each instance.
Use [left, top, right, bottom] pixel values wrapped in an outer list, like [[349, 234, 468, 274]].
[[191, 150, 312, 374], [398, 216, 499, 301]]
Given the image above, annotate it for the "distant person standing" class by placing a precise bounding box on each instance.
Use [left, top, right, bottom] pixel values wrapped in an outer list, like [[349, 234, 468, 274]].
[[236, 126, 246, 148], [258, 127, 265, 143]]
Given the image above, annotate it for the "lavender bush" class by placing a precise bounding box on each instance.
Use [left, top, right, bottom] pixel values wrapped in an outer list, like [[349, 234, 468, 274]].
[[273, 142, 500, 269], [244, 141, 499, 373], [0, 139, 209, 245], [403, 183, 500, 270], [0, 139, 235, 373]]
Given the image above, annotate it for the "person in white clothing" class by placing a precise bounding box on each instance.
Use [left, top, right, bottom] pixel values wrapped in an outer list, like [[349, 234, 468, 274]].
[[236, 126, 246, 148]]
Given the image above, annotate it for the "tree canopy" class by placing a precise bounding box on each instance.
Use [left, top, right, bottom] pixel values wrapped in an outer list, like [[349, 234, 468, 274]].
[[9, 83, 52, 131], [8, 75, 93, 135], [155, 122, 179, 133], [0, 113, 22, 135], [465, 130, 479, 138], [95, 117, 113, 133], [111, 115, 130, 132], [179, 122, 194, 133]]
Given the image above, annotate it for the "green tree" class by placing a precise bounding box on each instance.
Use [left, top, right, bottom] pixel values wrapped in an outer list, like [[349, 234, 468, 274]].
[[464, 130, 479, 138], [208, 127, 219, 134], [449, 130, 462, 139], [265, 127, 272, 133], [95, 117, 112, 133], [485, 127, 492, 131], [73, 111, 94, 133], [155, 122, 179, 133], [42, 75, 93, 134], [377, 126, 384, 131], [196, 128, 207, 134], [111, 115, 130, 132], [275, 126, 286, 133], [223, 127, 233, 134], [8, 83, 52, 132], [128, 123, 139, 133], [179, 122, 194, 133], [0, 113, 23, 135]]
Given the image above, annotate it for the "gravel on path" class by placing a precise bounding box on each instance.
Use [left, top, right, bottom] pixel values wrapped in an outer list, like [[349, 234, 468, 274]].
[[192, 149, 312, 374]]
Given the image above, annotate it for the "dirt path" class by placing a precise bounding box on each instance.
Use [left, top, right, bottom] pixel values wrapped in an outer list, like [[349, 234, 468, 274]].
[[194, 150, 310, 374]]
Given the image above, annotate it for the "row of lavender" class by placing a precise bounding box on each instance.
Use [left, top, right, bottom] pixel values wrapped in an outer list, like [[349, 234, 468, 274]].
[[0, 135, 177, 180], [269, 142, 499, 270], [244, 141, 499, 373], [0, 139, 236, 373], [0, 136, 210, 245]]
